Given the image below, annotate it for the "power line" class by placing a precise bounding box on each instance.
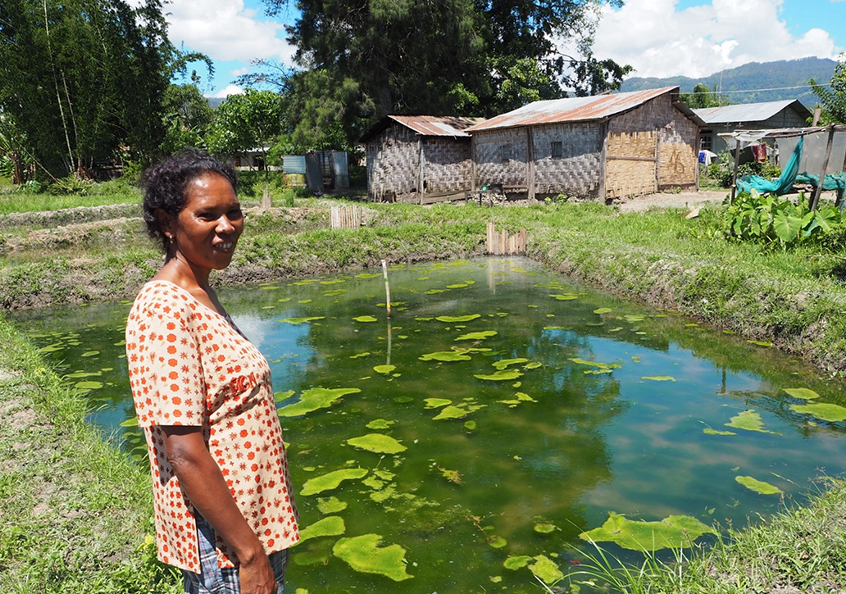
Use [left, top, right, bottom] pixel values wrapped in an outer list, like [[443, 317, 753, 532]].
[[690, 82, 833, 95]]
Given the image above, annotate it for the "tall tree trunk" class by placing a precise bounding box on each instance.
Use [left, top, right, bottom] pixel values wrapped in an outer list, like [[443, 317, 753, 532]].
[[43, 0, 75, 174]]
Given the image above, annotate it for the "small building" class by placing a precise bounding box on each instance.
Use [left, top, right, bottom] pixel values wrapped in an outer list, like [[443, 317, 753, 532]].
[[695, 100, 812, 154], [466, 87, 704, 202], [361, 115, 483, 202]]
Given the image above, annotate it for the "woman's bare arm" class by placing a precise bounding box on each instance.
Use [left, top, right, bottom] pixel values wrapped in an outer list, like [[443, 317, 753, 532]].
[[161, 425, 276, 594]]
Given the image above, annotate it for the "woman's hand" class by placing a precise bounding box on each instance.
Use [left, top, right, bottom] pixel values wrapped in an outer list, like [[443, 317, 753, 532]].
[[238, 553, 278, 594]]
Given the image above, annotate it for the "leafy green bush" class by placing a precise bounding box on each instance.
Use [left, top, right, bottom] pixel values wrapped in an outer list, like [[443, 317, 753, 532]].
[[721, 190, 843, 248], [49, 175, 95, 196]]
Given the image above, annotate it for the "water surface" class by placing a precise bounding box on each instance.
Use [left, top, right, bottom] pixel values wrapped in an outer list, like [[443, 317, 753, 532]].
[[13, 257, 846, 593]]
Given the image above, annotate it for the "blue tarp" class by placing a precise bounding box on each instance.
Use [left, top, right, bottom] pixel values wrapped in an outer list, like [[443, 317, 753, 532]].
[[736, 136, 803, 196]]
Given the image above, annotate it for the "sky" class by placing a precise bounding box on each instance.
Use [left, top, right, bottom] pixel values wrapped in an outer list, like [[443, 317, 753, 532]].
[[157, 0, 846, 98]]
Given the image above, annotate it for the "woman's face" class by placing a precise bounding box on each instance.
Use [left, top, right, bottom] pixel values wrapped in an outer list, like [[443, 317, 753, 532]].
[[169, 172, 244, 272]]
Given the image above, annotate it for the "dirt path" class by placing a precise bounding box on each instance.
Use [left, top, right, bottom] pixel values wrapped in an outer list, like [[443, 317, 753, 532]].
[[615, 189, 728, 213]]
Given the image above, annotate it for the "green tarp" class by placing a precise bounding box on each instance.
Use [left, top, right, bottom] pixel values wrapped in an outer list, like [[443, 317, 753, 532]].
[[736, 136, 803, 197]]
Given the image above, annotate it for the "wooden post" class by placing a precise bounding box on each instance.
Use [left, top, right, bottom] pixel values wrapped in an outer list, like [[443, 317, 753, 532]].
[[810, 126, 836, 211], [381, 260, 391, 319], [812, 108, 821, 127], [730, 137, 741, 204], [417, 138, 424, 205]]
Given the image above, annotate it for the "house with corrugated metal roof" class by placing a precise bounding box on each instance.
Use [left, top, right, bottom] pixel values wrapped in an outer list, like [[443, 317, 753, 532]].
[[466, 87, 705, 202], [361, 115, 484, 202], [694, 100, 812, 154]]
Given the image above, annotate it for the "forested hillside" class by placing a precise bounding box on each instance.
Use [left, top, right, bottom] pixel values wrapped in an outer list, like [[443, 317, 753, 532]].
[[620, 57, 837, 107]]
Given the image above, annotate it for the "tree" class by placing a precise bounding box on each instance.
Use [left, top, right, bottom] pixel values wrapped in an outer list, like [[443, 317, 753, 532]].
[[0, 0, 172, 179], [679, 83, 726, 109], [160, 83, 215, 155], [207, 89, 285, 175], [810, 55, 846, 124], [259, 0, 630, 145]]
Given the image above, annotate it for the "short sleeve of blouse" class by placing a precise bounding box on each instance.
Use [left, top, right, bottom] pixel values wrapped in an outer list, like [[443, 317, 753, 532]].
[[126, 284, 206, 427]]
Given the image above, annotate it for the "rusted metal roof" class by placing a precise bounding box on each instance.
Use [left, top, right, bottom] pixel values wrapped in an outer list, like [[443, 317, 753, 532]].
[[466, 87, 680, 132], [694, 100, 812, 125], [388, 115, 484, 137], [360, 115, 484, 142]]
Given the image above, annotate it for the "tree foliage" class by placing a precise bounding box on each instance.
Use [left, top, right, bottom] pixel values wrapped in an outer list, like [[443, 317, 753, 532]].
[[259, 0, 631, 146], [679, 83, 727, 109], [206, 89, 285, 174], [810, 54, 846, 124], [0, 0, 171, 178]]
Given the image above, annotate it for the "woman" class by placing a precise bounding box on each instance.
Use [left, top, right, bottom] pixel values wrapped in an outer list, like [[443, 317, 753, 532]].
[[125, 149, 299, 594]]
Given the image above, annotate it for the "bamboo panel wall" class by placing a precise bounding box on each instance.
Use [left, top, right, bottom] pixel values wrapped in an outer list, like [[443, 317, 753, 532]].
[[486, 223, 526, 255], [532, 123, 603, 196], [473, 128, 529, 188], [330, 206, 361, 229], [421, 138, 473, 194], [366, 126, 419, 200], [604, 130, 658, 199], [609, 95, 699, 191], [366, 125, 473, 201]]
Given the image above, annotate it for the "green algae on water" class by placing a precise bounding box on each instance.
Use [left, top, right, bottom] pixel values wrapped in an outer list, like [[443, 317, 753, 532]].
[[424, 398, 451, 409], [297, 516, 346, 544], [789, 402, 846, 422], [353, 315, 378, 323], [726, 409, 781, 434], [435, 314, 481, 323], [420, 349, 473, 362], [274, 390, 295, 403], [301, 468, 369, 496], [474, 369, 523, 381], [454, 331, 497, 341], [316, 496, 347, 514], [366, 419, 395, 430], [347, 433, 407, 454], [529, 555, 563, 585], [373, 364, 395, 374], [642, 376, 676, 381], [278, 387, 361, 417], [735, 475, 782, 495], [580, 512, 717, 551], [783, 387, 820, 400], [492, 358, 528, 370], [278, 316, 326, 325], [332, 534, 413, 581]]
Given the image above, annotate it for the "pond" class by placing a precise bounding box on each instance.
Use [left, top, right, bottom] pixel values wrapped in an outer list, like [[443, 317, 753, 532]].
[[12, 257, 846, 593]]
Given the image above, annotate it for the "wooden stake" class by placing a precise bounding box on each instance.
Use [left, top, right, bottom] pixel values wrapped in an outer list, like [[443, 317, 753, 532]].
[[730, 137, 741, 204], [381, 260, 391, 319], [810, 126, 836, 211]]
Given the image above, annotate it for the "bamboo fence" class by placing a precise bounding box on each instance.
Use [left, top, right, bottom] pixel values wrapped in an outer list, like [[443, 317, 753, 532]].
[[486, 223, 526, 255]]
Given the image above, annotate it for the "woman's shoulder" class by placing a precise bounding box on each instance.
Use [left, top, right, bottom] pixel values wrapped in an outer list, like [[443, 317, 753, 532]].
[[129, 280, 200, 319]]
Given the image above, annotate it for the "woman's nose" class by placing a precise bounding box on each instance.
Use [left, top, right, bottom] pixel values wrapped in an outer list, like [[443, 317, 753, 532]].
[[216, 215, 235, 233]]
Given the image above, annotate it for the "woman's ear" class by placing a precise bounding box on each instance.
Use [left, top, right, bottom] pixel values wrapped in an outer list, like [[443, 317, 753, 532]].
[[154, 208, 175, 239]]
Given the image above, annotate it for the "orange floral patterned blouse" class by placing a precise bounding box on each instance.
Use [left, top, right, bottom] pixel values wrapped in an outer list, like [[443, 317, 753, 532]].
[[125, 280, 299, 573]]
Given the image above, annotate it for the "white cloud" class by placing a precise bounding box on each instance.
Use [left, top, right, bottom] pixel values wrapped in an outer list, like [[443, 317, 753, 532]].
[[210, 84, 246, 98], [164, 0, 296, 65], [593, 0, 841, 79]]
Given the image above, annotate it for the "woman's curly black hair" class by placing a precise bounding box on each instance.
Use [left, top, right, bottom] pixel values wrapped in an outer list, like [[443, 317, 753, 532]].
[[141, 148, 238, 251]]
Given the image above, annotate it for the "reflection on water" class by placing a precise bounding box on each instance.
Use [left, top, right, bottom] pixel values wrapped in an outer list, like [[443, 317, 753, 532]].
[[12, 257, 846, 593]]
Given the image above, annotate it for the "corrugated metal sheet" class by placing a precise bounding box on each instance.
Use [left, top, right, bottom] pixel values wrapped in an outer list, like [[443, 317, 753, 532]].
[[694, 100, 810, 124], [466, 87, 679, 132], [388, 115, 484, 137]]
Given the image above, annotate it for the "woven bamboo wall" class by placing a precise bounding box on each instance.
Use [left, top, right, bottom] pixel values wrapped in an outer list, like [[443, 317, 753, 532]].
[[366, 124, 473, 201], [366, 125, 419, 200], [532, 123, 603, 196], [422, 138, 473, 194], [606, 95, 699, 195], [604, 130, 658, 198], [473, 128, 530, 187]]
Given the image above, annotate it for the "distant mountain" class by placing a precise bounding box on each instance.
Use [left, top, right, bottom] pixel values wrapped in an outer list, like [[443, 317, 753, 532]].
[[619, 57, 837, 107]]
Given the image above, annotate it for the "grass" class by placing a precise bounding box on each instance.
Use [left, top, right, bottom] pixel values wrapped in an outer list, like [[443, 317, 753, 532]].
[[2, 185, 846, 591], [562, 479, 846, 593], [0, 316, 181, 594]]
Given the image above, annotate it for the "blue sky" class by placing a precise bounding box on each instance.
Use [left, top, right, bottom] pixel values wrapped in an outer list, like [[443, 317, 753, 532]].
[[158, 0, 846, 97]]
